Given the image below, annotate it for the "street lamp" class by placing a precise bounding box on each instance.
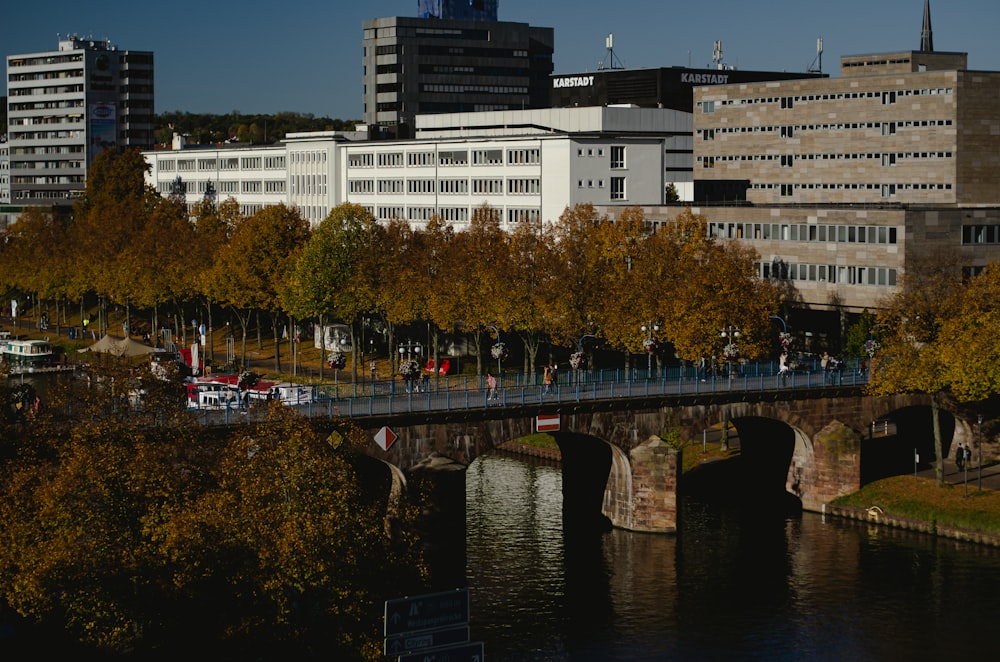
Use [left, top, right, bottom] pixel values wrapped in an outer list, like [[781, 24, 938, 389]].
[[641, 322, 659, 379], [721, 325, 740, 379], [485, 325, 502, 376], [398, 340, 422, 393]]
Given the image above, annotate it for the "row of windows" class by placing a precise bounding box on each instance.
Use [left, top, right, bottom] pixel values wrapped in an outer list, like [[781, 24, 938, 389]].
[[760, 260, 897, 287], [350, 177, 541, 195], [6, 130, 84, 141], [348, 148, 540, 168], [748, 182, 953, 196], [961, 225, 1000, 245], [369, 206, 541, 224], [699, 151, 953, 166], [9, 98, 85, 112], [7, 68, 83, 81], [7, 145, 83, 155], [156, 179, 289, 195], [158, 156, 287, 172], [9, 160, 83, 170], [421, 83, 528, 95], [8, 84, 85, 97], [289, 150, 327, 164], [705, 87, 953, 110], [698, 119, 953, 139], [710, 222, 899, 245], [9, 115, 84, 127], [8, 53, 83, 68]]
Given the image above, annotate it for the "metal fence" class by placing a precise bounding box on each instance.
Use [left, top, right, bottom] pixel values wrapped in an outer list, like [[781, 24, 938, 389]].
[[184, 358, 870, 426]]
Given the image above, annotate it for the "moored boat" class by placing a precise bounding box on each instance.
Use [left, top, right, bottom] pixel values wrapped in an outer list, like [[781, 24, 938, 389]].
[[185, 374, 314, 410], [1, 338, 54, 371]]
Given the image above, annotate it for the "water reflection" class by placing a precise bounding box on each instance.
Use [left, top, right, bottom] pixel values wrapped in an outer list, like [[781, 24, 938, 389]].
[[465, 454, 1000, 661]]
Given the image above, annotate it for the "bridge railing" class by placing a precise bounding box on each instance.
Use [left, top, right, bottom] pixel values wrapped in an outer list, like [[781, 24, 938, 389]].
[[183, 361, 870, 425]]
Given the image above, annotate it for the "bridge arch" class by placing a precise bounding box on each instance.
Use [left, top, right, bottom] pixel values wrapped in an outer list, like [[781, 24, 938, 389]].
[[345, 389, 935, 534]]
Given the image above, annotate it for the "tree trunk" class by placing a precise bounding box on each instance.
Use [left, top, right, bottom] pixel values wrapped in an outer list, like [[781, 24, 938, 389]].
[[318, 314, 326, 382], [932, 392, 944, 487], [272, 316, 281, 373]]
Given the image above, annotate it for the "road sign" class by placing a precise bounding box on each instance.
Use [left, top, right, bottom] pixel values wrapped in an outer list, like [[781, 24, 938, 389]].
[[536, 413, 560, 432], [375, 426, 398, 451], [384, 625, 469, 656], [384, 588, 469, 638], [398, 641, 484, 662]]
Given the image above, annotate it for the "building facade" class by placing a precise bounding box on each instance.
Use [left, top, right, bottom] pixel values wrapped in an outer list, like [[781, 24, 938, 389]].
[[609, 45, 1000, 321], [550, 65, 826, 114], [143, 106, 691, 230], [362, 16, 553, 137], [5, 35, 154, 206]]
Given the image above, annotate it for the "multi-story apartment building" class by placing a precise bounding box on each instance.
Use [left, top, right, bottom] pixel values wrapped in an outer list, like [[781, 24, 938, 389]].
[[362, 15, 553, 138], [5, 35, 154, 206]]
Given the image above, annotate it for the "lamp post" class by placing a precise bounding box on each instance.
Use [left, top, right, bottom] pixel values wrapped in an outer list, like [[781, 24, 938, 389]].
[[398, 340, 422, 392], [721, 325, 740, 380], [641, 322, 659, 379], [485, 325, 502, 376]]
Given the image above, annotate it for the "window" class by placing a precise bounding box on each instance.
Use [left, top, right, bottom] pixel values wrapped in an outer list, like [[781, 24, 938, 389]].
[[472, 149, 503, 165], [377, 152, 404, 167], [610, 177, 626, 200], [610, 146, 626, 169], [702, 100, 715, 113]]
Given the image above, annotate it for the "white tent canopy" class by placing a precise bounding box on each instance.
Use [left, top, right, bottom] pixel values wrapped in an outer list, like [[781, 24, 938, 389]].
[[78, 334, 157, 358]]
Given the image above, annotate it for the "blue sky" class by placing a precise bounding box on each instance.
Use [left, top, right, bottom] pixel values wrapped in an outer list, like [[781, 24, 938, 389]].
[[4, 1, 998, 119]]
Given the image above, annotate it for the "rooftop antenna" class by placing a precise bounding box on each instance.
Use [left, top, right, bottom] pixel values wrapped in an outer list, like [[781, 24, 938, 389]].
[[598, 33, 625, 70], [808, 37, 823, 73], [712, 40, 724, 69]]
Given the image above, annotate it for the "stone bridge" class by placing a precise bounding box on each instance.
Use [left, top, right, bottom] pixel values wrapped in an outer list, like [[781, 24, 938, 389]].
[[337, 387, 957, 534]]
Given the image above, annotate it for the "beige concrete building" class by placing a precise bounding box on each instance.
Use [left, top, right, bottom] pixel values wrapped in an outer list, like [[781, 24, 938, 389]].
[[653, 42, 1000, 321]]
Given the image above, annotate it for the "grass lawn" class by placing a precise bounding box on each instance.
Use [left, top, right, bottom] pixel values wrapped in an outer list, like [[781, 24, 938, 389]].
[[832, 474, 1000, 537]]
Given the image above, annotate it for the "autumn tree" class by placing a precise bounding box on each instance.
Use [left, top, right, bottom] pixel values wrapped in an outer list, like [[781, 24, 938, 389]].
[[937, 264, 1000, 402], [192, 197, 242, 359], [867, 250, 965, 485], [287, 203, 380, 379], [441, 206, 512, 375], [0, 377, 427, 658], [505, 219, 560, 375], [70, 147, 155, 336], [206, 204, 309, 368], [547, 204, 612, 350]]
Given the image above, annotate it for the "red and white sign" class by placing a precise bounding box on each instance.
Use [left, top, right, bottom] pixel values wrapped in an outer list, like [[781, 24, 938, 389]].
[[375, 426, 398, 451], [536, 414, 560, 432]]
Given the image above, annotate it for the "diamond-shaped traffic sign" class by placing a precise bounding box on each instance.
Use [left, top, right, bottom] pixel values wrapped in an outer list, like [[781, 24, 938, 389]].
[[374, 426, 397, 451]]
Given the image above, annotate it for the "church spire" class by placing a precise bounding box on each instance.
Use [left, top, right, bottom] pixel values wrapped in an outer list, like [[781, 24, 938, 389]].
[[920, 0, 934, 52]]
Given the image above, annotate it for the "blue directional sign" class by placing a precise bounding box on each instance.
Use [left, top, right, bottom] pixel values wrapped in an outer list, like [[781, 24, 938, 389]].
[[398, 640, 484, 662], [384, 624, 470, 656], [384, 588, 470, 638]]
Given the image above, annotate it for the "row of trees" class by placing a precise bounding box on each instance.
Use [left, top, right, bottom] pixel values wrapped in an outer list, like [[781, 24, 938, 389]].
[[0, 149, 785, 382], [153, 111, 360, 147]]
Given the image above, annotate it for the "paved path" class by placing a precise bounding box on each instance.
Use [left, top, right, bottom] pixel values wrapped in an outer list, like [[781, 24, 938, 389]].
[[917, 457, 1000, 491]]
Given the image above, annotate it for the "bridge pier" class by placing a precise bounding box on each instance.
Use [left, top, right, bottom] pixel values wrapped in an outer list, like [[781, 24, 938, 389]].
[[602, 435, 680, 533]]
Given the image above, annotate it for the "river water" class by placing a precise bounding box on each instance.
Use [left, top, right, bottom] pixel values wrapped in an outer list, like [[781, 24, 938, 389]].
[[457, 454, 1000, 662]]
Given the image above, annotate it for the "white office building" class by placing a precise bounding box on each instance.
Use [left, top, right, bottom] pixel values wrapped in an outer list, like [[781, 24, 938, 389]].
[[143, 106, 692, 229]]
